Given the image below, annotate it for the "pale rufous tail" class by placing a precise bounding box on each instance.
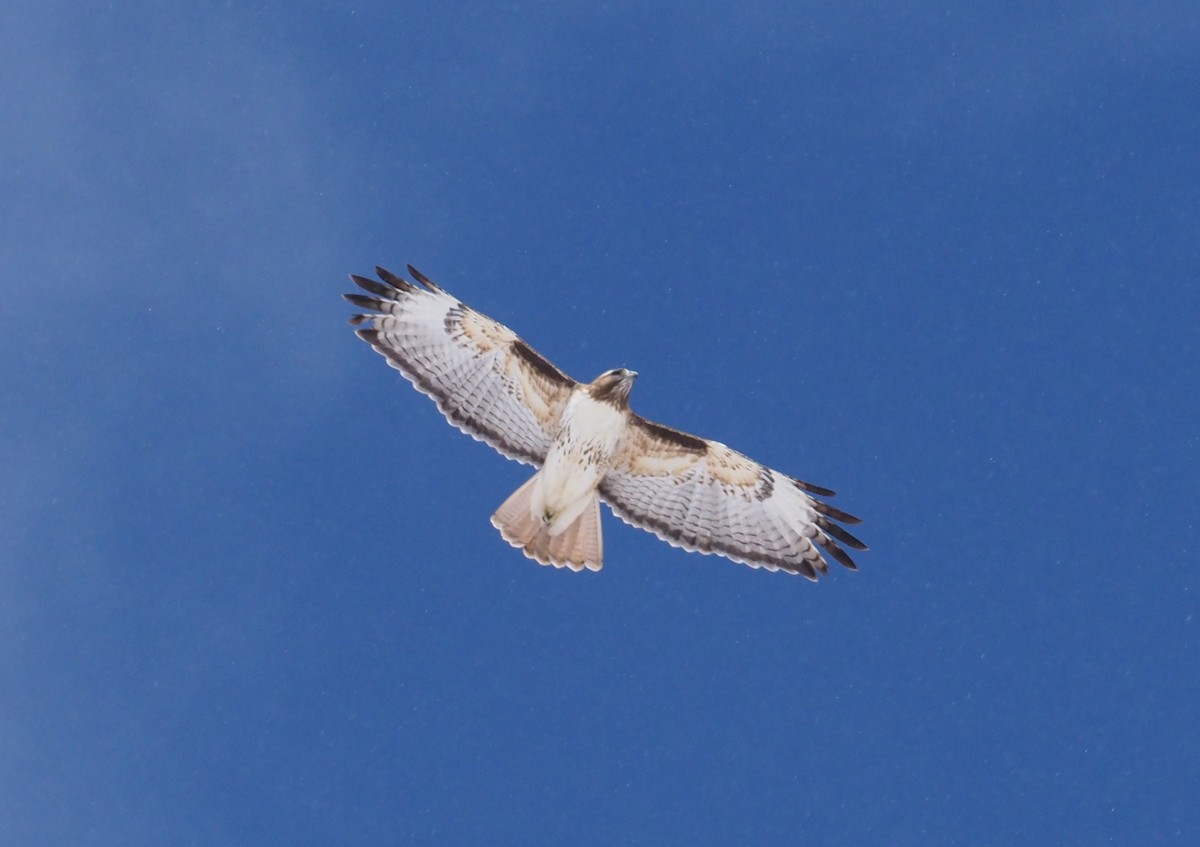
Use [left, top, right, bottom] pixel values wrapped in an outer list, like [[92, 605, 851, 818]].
[[491, 475, 604, 572]]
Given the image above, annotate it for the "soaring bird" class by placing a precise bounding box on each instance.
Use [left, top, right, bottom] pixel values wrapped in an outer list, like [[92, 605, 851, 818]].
[[345, 266, 865, 578]]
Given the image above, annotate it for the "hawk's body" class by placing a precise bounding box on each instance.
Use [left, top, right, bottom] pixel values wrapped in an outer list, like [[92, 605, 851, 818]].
[[494, 384, 630, 570], [345, 265, 866, 579]]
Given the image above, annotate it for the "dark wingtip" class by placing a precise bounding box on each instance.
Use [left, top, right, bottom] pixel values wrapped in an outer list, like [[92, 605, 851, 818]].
[[790, 559, 818, 580], [792, 477, 836, 498], [351, 273, 403, 298], [343, 291, 373, 324], [817, 535, 858, 571], [813, 500, 863, 525], [820, 520, 868, 551], [344, 293, 383, 311], [406, 264, 444, 293], [374, 266, 416, 292]]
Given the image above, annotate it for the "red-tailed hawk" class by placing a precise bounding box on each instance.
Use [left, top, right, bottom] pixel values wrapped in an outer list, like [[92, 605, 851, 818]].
[[345, 265, 866, 579]]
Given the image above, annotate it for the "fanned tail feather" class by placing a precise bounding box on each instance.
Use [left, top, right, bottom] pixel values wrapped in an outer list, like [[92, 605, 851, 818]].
[[491, 476, 603, 572]]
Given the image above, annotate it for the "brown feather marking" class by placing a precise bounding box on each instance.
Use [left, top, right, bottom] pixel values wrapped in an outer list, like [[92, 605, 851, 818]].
[[588, 372, 634, 408], [819, 518, 868, 551], [355, 328, 381, 346], [351, 274, 401, 298], [406, 264, 445, 293], [706, 443, 762, 490], [633, 417, 707, 453], [618, 419, 705, 477], [791, 477, 836, 498], [344, 293, 384, 312], [374, 267, 416, 292], [447, 306, 517, 354], [817, 534, 858, 570], [811, 499, 862, 525], [512, 339, 572, 386]]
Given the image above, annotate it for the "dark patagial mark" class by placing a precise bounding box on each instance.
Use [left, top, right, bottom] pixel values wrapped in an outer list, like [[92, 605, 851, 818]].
[[514, 340, 573, 387], [635, 417, 708, 453]]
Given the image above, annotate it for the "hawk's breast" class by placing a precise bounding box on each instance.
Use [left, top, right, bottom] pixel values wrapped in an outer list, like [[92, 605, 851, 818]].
[[533, 391, 628, 529]]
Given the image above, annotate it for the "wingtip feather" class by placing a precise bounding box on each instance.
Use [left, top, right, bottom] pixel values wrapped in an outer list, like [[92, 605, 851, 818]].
[[817, 535, 859, 571], [820, 519, 868, 551], [406, 264, 444, 292], [374, 266, 416, 292], [792, 477, 836, 497], [812, 499, 862, 525], [351, 273, 403, 298], [344, 293, 383, 312]]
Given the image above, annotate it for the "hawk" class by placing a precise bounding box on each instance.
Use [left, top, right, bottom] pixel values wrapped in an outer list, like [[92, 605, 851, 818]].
[[344, 265, 866, 579]]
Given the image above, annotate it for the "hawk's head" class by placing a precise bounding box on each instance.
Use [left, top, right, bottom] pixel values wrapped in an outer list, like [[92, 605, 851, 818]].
[[589, 368, 638, 408]]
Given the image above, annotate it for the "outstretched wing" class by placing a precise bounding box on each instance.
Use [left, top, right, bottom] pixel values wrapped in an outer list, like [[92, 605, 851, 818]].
[[345, 266, 577, 466], [599, 416, 866, 578]]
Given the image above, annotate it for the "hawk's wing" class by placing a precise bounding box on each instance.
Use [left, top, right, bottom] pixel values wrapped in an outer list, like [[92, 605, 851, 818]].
[[345, 266, 577, 466], [599, 416, 866, 579]]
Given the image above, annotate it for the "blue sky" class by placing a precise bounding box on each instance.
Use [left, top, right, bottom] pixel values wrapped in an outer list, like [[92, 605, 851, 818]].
[[3, 1, 1198, 843]]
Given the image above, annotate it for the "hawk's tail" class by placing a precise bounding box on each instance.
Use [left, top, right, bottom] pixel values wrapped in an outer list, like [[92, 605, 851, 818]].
[[491, 476, 603, 572]]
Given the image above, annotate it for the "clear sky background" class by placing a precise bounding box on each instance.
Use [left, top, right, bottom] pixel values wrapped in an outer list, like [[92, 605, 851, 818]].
[[3, 1, 1198, 844]]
